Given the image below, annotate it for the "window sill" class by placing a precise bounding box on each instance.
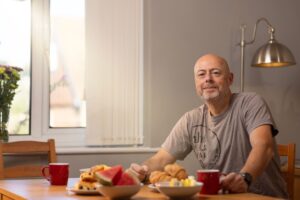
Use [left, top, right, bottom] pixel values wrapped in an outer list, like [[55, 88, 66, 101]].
[[56, 146, 159, 155]]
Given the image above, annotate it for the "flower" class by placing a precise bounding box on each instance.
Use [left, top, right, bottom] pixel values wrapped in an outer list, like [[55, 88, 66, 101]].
[[0, 65, 22, 142]]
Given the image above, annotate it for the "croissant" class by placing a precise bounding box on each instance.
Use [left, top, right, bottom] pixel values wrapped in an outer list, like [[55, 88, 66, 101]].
[[149, 171, 172, 184], [164, 163, 188, 180], [175, 169, 188, 180], [90, 164, 110, 174]]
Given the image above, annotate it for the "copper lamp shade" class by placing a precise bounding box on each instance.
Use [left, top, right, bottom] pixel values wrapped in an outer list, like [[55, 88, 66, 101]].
[[252, 38, 296, 67]]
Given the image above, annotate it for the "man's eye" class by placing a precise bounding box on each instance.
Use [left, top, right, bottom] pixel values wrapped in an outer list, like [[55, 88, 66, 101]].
[[212, 71, 221, 76], [198, 73, 205, 77]]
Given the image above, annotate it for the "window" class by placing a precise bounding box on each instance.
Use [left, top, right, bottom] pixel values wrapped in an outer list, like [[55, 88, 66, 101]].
[[5, 0, 143, 147], [49, 0, 86, 128], [0, 0, 31, 135], [0, 0, 143, 146]]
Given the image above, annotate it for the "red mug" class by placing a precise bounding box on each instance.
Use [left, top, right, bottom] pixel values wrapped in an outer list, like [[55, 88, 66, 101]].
[[197, 169, 220, 194], [42, 163, 69, 185]]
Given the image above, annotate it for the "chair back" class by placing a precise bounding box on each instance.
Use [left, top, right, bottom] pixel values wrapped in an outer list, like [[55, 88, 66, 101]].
[[278, 143, 295, 200], [0, 139, 57, 179]]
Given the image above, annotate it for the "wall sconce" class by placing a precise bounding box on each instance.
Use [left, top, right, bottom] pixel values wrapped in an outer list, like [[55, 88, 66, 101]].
[[238, 17, 296, 92]]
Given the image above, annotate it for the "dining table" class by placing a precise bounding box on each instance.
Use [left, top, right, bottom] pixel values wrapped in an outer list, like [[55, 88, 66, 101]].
[[0, 178, 282, 200]]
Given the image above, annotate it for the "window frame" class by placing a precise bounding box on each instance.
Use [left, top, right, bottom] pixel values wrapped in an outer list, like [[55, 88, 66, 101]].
[[9, 0, 144, 148], [10, 0, 85, 147]]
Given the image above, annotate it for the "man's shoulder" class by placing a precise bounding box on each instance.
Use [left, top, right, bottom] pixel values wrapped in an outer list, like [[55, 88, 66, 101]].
[[183, 105, 206, 118], [190, 104, 205, 113], [233, 92, 268, 111], [236, 92, 260, 98], [235, 92, 264, 102]]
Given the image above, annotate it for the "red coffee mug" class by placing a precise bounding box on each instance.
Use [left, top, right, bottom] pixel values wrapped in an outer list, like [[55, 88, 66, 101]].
[[42, 163, 69, 185], [197, 169, 220, 194]]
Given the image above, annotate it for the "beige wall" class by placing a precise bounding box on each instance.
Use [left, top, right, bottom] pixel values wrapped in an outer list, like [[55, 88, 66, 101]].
[[63, 0, 300, 177], [143, 0, 300, 156]]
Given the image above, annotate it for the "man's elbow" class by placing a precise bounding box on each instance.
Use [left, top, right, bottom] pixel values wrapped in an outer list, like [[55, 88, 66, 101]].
[[266, 143, 275, 160]]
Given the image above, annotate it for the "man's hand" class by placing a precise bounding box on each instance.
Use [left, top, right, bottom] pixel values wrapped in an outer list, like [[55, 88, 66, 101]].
[[129, 163, 149, 182], [220, 172, 248, 193], [129, 149, 176, 183]]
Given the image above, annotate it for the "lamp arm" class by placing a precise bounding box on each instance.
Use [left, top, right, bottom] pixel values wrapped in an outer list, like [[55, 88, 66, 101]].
[[238, 18, 276, 92], [246, 17, 275, 45]]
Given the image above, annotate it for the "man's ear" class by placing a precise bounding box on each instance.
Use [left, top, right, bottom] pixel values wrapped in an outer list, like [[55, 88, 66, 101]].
[[228, 73, 234, 85]]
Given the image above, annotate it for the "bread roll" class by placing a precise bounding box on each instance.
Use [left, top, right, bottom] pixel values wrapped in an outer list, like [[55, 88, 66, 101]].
[[164, 163, 188, 180], [149, 171, 172, 184], [175, 169, 188, 180], [80, 171, 96, 182], [74, 181, 100, 191]]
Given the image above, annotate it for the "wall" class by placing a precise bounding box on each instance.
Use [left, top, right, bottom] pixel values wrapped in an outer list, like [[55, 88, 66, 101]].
[[63, 0, 300, 177], [143, 0, 300, 157]]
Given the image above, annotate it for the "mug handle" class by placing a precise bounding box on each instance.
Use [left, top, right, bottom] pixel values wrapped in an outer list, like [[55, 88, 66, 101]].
[[42, 166, 51, 182]]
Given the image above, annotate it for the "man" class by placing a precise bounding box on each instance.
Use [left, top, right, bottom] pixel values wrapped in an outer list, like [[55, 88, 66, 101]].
[[131, 54, 287, 198]]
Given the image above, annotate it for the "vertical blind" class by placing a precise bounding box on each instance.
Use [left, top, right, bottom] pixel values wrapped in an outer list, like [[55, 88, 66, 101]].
[[85, 0, 143, 146]]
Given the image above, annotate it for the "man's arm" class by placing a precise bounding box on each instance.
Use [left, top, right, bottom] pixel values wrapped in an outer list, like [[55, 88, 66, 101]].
[[221, 124, 274, 193], [240, 124, 274, 179], [143, 148, 176, 171], [130, 148, 176, 182]]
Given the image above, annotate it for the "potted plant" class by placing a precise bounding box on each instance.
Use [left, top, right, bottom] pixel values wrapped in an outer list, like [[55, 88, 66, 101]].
[[0, 65, 22, 142]]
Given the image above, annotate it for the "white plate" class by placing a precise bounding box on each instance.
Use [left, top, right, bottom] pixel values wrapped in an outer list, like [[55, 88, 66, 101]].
[[98, 184, 142, 199], [156, 181, 203, 198], [148, 184, 159, 193], [66, 187, 100, 195]]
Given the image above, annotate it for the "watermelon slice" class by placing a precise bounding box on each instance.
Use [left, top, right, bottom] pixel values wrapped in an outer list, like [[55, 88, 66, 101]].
[[116, 169, 140, 186], [95, 165, 123, 186]]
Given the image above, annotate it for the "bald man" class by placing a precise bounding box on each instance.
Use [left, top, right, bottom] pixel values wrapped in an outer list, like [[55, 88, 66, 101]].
[[130, 54, 287, 198]]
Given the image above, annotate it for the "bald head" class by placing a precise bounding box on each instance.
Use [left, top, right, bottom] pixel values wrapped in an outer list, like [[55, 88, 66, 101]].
[[193, 53, 233, 104], [194, 54, 231, 76]]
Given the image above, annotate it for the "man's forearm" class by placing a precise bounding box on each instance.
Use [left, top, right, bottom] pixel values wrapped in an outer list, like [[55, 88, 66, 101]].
[[241, 125, 275, 182], [142, 149, 176, 175], [142, 159, 164, 173], [241, 143, 274, 181]]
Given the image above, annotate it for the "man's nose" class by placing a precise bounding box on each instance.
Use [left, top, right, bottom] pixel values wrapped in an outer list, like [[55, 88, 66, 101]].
[[204, 73, 213, 82]]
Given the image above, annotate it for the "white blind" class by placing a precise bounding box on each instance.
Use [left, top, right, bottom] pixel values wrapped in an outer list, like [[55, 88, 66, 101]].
[[85, 0, 143, 146]]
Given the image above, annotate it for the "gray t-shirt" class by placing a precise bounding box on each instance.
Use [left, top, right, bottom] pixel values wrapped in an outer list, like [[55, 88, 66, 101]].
[[162, 92, 288, 198]]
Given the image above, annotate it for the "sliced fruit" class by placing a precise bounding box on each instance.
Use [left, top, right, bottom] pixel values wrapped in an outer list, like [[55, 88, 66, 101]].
[[94, 165, 123, 186], [117, 169, 141, 185]]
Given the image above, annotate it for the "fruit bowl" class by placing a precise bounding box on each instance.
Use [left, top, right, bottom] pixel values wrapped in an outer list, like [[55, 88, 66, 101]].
[[97, 184, 142, 199], [156, 181, 203, 198]]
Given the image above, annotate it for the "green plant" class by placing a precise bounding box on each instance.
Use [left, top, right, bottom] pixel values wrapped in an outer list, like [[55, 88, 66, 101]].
[[0, 65, 22, 142]]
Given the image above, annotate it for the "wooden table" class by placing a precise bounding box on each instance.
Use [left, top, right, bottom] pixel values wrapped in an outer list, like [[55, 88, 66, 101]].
[[0, 178, 282, 200]]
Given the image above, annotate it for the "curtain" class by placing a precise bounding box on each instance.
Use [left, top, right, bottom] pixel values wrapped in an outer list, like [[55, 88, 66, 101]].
[[85, 0, 143, 146]]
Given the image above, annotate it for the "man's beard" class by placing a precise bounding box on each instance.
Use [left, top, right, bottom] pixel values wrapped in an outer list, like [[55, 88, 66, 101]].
[[200, 90, 220, 101]]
